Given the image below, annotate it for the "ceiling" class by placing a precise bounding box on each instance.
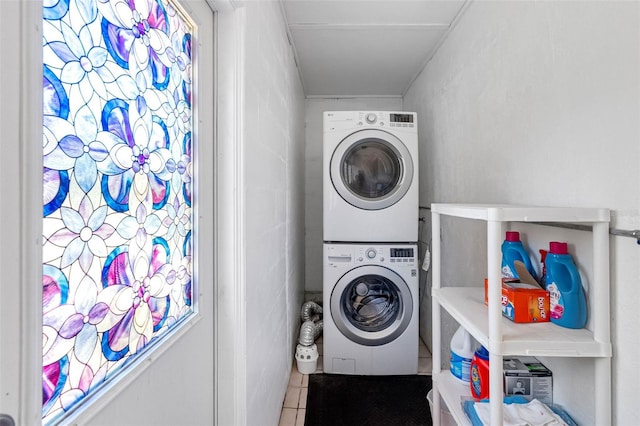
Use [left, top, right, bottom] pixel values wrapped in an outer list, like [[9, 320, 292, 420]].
[[279, 0, 469, 97]]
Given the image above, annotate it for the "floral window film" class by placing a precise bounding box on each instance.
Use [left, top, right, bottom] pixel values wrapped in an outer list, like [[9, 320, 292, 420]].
[[42, 0, 196, 422]]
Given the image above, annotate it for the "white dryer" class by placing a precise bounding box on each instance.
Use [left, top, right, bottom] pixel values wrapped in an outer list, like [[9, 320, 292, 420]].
[[323, 111, 418, 242], [323, 243, 418, 375]]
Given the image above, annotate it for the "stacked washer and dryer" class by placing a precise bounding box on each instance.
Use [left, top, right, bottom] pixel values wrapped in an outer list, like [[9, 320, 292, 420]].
[[322, 111, 419, 375]]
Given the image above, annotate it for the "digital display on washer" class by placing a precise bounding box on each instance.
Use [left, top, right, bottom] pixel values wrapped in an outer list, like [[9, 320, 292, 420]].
[[390, 248, 414, 258], [390, 113, 414, 123]]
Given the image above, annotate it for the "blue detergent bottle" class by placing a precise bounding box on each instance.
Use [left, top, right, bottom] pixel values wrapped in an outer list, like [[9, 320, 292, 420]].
[[545, 242, 587, 329], [501, 231, 537, 281]]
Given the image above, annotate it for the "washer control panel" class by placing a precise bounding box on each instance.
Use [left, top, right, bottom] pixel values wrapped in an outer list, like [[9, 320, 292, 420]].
[[326, 244, 417, 268], [355, 246, 416, 266]]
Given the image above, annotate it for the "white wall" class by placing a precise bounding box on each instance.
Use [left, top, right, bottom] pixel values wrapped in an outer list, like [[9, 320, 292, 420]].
[[241, 2, 306, 425], [404, 1, 639, 425], [304, 97, 403, 293]]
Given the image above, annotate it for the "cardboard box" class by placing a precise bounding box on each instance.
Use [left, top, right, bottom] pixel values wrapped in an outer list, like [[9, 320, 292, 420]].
[[484, 279, 550, 323], [503, 356, 553, 405]]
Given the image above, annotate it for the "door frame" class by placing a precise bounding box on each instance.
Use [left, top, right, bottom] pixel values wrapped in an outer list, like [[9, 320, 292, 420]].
[[0, 1, 46, 423], [0, 0, 225, 424], [211, 1, 248, 425]]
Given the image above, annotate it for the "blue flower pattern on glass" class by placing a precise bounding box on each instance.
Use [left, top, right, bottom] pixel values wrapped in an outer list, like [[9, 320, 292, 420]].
[[41, 0, 195, 423]]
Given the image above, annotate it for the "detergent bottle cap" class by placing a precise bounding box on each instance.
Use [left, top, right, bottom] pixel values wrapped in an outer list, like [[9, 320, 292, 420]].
[[474, 346, 490, 360], [549, 241, 568, 255], [505, 231, 520, 242]]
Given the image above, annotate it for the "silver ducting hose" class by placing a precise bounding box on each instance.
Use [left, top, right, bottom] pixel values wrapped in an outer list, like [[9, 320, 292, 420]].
[[300, 300, 323, 323], [298, 320, 324, 346], [298, 301, 323, 346]]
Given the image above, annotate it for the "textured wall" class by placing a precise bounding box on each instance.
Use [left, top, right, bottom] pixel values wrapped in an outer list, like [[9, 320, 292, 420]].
[[242, 2, 306, 425], [404, 1, 639, 425]]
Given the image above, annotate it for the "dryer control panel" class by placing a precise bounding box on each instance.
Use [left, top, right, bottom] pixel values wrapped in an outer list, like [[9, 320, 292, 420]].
[[324, 111, 417, 132], [390, 113, 414, 123]]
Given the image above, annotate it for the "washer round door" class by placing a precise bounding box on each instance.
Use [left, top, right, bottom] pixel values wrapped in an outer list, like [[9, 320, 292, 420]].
[[331, 265, 413, 346], [330, 129, 414, 210]]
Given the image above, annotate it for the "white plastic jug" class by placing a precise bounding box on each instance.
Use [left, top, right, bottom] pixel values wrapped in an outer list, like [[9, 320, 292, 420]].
[[450, 325, 475, 383]]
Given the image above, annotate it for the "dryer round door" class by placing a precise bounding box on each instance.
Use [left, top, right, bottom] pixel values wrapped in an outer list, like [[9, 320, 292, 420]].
[[330, 265, 413, 346], [330, 129, 414, 210]]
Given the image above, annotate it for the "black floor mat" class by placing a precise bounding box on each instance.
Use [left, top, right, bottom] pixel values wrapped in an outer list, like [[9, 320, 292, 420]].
[[305, 374, 432, 426]]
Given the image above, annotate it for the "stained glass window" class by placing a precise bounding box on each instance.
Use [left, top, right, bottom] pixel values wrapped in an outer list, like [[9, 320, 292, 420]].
[[42, 0, 195, 423]]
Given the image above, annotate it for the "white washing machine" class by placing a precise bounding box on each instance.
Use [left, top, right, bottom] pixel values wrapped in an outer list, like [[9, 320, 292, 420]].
[[323, 111, 418, 242], [323, 243, 419, 375]]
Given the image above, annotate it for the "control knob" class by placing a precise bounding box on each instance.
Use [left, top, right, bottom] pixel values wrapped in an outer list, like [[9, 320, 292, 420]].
[[365, 113, 377, 124]]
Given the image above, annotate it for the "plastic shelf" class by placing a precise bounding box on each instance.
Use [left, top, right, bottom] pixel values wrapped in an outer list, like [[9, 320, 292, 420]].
[[431, 203, 610, 223], [433, 371, 472, 426], [434, 287, 612, 357], [430, 203, 611, 426]]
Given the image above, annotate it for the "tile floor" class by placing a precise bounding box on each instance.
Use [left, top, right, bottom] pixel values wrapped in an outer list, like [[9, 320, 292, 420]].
[[278, 337, 433, 426]]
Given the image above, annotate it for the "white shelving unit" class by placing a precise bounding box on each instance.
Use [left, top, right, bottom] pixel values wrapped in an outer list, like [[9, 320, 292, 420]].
[[430, 203, 611, 426]]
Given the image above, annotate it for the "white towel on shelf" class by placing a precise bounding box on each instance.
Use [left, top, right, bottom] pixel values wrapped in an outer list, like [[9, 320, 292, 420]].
[[473, 399, 569, 426]]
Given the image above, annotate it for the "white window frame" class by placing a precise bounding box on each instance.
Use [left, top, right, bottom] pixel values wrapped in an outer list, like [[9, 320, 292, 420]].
[[0, 1, 220, 424]]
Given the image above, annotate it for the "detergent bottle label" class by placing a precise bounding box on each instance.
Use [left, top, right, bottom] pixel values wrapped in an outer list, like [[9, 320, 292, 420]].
[[547, 282, 564, 319], [502, 264, 515, 279], [470, 364, 481, 397], [450, 350, 471, 382]]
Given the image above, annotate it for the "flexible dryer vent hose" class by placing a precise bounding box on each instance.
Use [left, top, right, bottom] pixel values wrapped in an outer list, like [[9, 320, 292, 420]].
[[298, 320, 323, 347], [298, 301, 323, 346], [300, 300, 323, 322]]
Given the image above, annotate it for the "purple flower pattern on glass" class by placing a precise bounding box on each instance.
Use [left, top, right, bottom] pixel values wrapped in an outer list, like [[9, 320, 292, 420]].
[[41, 0, 195, 423]]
